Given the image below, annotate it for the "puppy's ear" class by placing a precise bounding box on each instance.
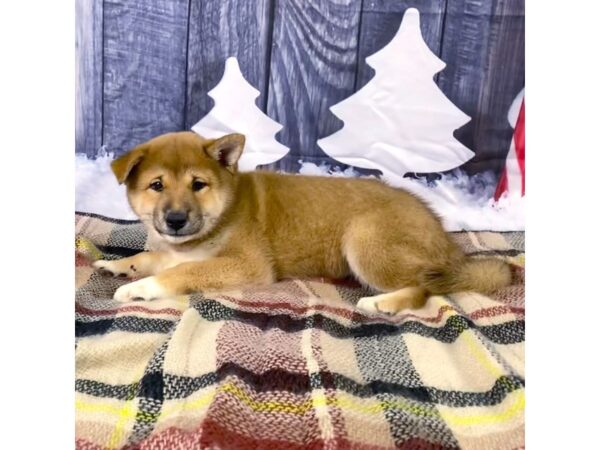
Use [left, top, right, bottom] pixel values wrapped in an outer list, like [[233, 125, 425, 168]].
[[204, 134, 245, 171], [111, 145, 147, 184]]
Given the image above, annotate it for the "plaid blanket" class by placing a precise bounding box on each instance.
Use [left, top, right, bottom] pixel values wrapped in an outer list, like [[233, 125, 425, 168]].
[[75, 212, 525, 450]]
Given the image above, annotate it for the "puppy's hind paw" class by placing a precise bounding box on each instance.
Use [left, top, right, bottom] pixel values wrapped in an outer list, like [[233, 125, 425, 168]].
[[356, 288, 428, 315], [356, 296, 381, 314]]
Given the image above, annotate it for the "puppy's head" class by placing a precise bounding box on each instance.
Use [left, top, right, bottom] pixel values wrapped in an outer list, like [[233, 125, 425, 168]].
[[111, 131, 245, 245]]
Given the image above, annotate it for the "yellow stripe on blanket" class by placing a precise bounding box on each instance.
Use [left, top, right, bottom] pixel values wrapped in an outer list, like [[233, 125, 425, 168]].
[[203, 384, 511, 424], [75, 396, 138, 450], [76, 398, 136, 418], [331, 392, 436, 417], [436, 318, 525, 431], [438, 390, 524, 427], [221, 382, 314, 414], [221, 382, 435, 417], [77, 378, 524, 425], [76, 376, 142, 449], [75, 236, 104, 261], [159, 388, 217, 419]]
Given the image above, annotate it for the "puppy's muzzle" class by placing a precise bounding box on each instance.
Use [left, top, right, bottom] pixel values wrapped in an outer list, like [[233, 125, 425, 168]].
[[165, 210, 188, 232]]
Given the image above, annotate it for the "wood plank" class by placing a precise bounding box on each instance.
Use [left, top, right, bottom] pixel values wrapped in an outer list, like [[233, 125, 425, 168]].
[[102, 0, 190, 155], [356, 1, 447, 90], [75, 0, 103, 156], [267, 0, 363, 172], [185, 0, 273, 130], [437, 0, 525, 175]]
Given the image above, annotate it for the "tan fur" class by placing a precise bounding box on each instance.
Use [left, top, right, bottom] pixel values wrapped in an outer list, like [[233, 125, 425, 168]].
[[97, 131, 512, 311]]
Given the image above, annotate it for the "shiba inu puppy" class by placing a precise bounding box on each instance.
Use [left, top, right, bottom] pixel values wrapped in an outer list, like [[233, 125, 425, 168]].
[[94, 132, 511, 313]]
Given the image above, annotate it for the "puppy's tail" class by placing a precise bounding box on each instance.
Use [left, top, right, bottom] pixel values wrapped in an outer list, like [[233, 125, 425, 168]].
[[420, 258, 512, 296]]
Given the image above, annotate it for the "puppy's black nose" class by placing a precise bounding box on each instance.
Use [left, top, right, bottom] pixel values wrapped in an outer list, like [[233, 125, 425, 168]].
[[165, 210, 188, 231]]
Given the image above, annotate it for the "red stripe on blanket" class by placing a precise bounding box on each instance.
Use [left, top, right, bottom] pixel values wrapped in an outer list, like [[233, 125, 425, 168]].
[[221, 295, 368, 321], [75, 439, 104, 450], [75, 303, 183, 317], [220, 297, 522, 325], [133, 422, 402, 450], [75, 296, 521, 327], [469, 305, 525, 319], [75, 253, 90, 267], [215, 320, 308, 375]]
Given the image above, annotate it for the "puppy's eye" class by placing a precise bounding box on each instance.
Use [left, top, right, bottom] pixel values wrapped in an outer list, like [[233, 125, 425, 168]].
[[192, 180, 207, 192], [149, 181, 163, 192]]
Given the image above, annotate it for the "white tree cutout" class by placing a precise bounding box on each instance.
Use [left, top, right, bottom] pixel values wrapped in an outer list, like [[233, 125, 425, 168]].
[[192, 57, 289, 171], [317, 8, 474, 184]]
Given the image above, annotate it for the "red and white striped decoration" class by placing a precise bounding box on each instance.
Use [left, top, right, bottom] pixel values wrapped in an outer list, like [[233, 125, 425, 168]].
[[494, 90, 525, 200]]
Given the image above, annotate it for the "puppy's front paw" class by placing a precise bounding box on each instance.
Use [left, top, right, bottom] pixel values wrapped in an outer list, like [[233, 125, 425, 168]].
[[93, 260, 138, 278], [113, 277, 168, 302]]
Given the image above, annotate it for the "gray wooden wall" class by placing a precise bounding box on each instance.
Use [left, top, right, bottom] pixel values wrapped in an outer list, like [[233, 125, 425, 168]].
[[76, 0, 524, 176]]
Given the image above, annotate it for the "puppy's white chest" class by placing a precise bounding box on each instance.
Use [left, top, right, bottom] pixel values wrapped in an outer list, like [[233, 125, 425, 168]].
[[166, 230, 230, 267], [169, 243, 218, 264]]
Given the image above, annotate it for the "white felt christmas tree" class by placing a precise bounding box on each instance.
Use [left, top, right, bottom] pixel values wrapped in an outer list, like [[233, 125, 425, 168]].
[[192, 57, 289, 171], [317, 8, 474, 184]]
